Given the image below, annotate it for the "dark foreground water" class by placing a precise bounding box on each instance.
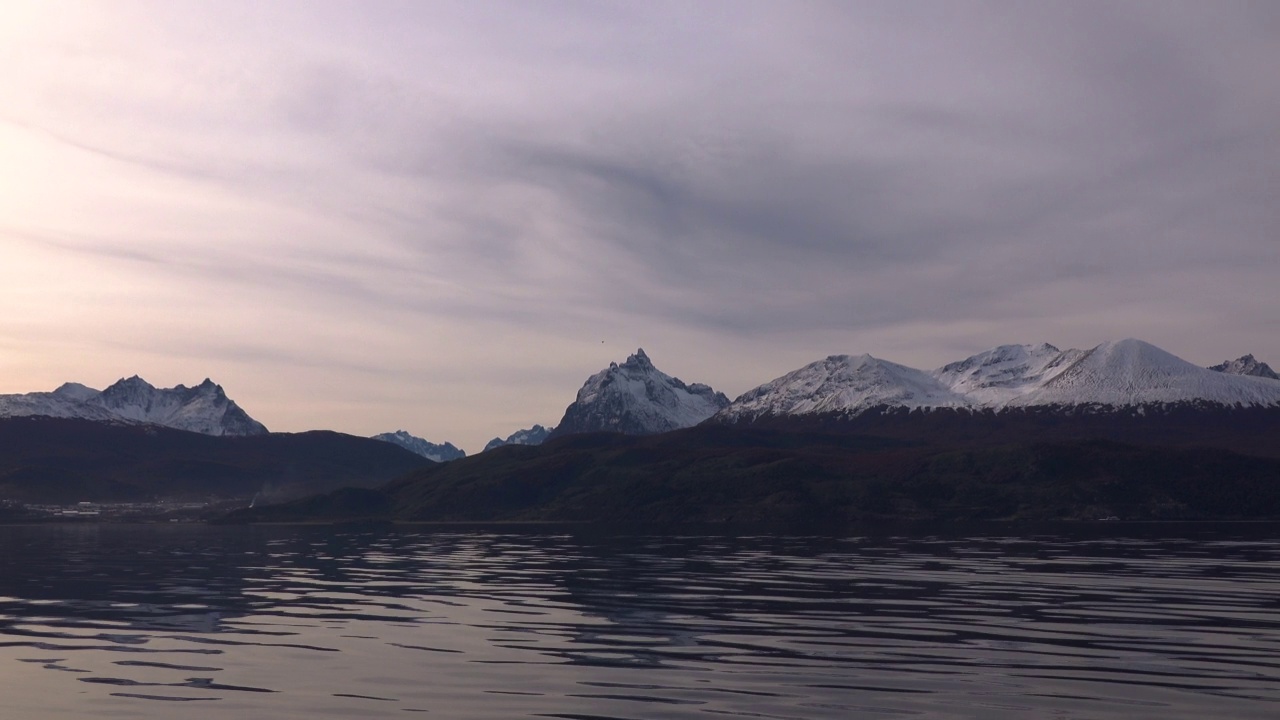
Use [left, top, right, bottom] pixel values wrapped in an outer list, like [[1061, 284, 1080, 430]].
[[1, 524, 1278, 719]]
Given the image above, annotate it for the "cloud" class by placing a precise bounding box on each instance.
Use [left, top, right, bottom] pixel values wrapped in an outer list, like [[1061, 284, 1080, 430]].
[[1, 1, 1278, 450]]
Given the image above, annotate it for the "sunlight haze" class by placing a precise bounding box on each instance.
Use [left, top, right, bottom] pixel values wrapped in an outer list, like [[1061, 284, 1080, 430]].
[[3, 0, 1278, 452]]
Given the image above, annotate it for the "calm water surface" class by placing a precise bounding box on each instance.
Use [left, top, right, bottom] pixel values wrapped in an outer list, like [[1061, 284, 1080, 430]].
[[1, 524, 1278, 719]]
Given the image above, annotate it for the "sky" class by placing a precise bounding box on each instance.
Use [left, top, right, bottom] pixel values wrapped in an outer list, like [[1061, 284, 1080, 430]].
[[2, 1, 1278, 453]]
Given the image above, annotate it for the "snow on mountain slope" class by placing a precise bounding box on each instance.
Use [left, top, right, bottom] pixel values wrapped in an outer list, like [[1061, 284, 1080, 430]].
[[372, 430, 466, 462], [933, 343, 1085, 405], [0, 392, 120, 422], [718, 354, 972, 422], [51, 382, 101, 403], [549, 349, 730, 437], [1008, 339, 1280, 408], [88, 376, 267, 436], [483, 424, 553, 452], [1209, 354, 1280, 380], [716, 339, 1280, 423], [0, 376, 268, 436]]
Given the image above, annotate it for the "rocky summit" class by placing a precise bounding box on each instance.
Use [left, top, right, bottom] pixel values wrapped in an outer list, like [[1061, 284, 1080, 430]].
[[1210, 354, 1280, 380], [0, 376, 267, 436], [549, 349, 729, 438]]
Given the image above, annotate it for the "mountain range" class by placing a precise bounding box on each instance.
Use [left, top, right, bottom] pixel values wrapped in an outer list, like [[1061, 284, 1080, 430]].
[[0, 416, 429, 505], [0, 377, 428, 506], [484, 424, 554, 452], [370, 427, 554, 460], [227, 339, 1280, 526], [2, 340, 1278, 520], [0, 376, 267, 436], [714, 340, 1280, 423], [372, 430, 466, 462], [233, 404, 1280, 526], [2, 342, 1273, 452]]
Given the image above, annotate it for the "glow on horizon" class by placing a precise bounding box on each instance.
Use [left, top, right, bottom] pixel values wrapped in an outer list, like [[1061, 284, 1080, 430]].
[[2, 1, 1278, 453]]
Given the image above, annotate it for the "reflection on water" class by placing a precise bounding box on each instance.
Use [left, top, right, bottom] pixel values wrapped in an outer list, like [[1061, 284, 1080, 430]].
[[1, 523, 1279, 719]]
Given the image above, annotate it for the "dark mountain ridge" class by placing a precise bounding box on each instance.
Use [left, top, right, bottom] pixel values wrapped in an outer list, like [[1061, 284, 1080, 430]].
[[230, 406, 1280, 526], [716, 403, 1280, 458], [0, 416, 431, 504]]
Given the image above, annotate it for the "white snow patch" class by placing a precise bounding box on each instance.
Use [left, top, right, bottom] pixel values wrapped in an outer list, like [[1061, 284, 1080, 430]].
[[719, 354, 971, 422], [556, 349, 730, 435], [717, 338, 1280, 421], [0, 376, 267, 435]]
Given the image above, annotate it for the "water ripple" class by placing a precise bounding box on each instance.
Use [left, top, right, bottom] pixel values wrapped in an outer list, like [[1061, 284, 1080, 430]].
[[1, 524, 1279, 718]]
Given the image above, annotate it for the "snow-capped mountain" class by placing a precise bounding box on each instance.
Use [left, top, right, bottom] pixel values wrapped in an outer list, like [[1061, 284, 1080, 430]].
[[549, 349, 730, 437], [0, 376, 267, 435], [933, 343, 1085, 405], [718, 354, 971, 423], [51, 382, 100, 403], [91, 376, 267, 435], [483, 424, 554, 452], [714, 339, 1280, 422], [1005, 340, 1280, 408], [0, 388, 120, 422], [1209, 354, 1279, 380], [372, 431, 466, 462]]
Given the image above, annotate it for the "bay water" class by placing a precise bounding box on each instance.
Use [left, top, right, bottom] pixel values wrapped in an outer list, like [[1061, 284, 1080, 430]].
[[1, 524, 1278, 719]]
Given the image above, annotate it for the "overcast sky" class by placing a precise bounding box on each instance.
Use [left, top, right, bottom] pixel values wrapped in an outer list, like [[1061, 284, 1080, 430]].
[[2, 1, 1277, 452]]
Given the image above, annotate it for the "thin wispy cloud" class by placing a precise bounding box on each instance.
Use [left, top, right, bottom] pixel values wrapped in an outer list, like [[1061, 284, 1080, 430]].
[[1, 0, 1277, 451]]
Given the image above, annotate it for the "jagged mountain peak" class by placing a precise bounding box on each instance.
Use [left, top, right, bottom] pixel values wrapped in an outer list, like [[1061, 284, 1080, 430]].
[[483, 424, 554, 452], [0, 376, 267, 436], [94, 376, 264, 436], [1209, 354, 1279, 380], [619, 348, 653, 370], [372, 430, 465, 462], [549, 350, 729, 438]]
